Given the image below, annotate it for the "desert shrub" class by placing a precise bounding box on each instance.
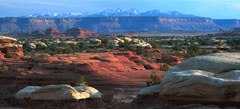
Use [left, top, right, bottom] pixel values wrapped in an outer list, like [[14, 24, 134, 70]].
[[142, 52, 154, 58], [59, 46, 73, 54], [172, 45, 183, 51], [75, 76, 88, 86], [38, 54, 49, 59], [4, 53, 11, 58], [184, 44, 200, 58], [160, 63, 170, 71], [136, 46, 144, 54], [146, 71, 161, 86], [100, 38, 108, 48]]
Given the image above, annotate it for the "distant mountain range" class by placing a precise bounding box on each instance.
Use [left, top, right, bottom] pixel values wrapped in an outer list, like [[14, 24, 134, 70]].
[[0, 9, 239, 34], [21, 9, 198, 18]]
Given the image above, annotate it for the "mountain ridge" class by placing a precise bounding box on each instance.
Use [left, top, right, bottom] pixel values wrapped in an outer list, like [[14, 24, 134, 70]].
[[0, 17, 222, 33], [20, 9, 199, 18]]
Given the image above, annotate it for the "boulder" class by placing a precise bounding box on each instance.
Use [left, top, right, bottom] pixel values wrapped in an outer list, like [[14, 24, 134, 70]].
[[138, 84, 160, 95], [0, 36, 17, 44], [15, 86, 41, 99], [89, 38, 102, 46], [139, 53, 240, 103], [29, 85, 90, 100], [74, 86, 102, 98], [168, 53, 240, 73]]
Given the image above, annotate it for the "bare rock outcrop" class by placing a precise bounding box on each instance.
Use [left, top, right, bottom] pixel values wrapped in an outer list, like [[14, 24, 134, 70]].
[[0, 51, 162, 89], [65, 27, 97, 38], [0, 36, 24, 58], [139, 53, 240, 104], [45, 28, 63, 37]]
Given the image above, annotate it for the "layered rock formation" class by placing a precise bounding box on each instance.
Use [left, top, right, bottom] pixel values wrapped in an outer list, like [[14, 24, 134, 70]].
[[29, 27, 98, 38], [0, 36, 24, 58], [0, 51, 166, 108], [0, 51, 162, 89], [0, 17, 222, 33], [139, 53, 240, 105], [65, 27, 97, 38]]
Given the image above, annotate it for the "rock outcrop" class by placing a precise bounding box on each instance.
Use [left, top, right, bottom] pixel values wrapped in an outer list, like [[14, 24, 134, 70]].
[[0, 51, 162, 89], [45, 28, 63, 37], [0, 52, 4, 59], [158, 55, 184, 65], [65, 27, 97, 38], [0, 36, 24, 58], [139, 53, 240, 104], [15, 86, 41, 99]]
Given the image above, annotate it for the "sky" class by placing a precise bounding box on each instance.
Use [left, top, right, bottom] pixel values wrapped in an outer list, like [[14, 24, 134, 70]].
[[0, 0, 240, 19]]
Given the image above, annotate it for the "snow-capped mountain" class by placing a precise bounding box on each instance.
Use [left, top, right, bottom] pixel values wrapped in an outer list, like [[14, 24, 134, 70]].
[[23, 12, 88, 18], [142, 10, 196, 17], [22, 9, 198, 18], [91, 9, 141, 17]]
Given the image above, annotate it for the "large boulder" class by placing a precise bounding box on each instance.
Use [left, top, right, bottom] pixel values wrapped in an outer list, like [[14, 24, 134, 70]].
[[139, 53, 240, 103], [29, 85, 90, 100], [15, 85, 102, 101], [168, 53, 240, 73], [15, 86, 41, 99]]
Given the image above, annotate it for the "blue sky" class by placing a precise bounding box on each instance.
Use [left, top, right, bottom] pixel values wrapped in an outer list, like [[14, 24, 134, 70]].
[[0, 0, 240, 19]]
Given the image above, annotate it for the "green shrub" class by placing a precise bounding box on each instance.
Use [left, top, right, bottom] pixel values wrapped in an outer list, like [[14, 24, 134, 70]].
[[4, 53, 11, 58], [146, 71, 161, 86], [136, 46, 144, 54], [75, 76, 88, 86], [29, 55, 36, 61], [160, 63, 169, 71], [38, 54, 49, 59]]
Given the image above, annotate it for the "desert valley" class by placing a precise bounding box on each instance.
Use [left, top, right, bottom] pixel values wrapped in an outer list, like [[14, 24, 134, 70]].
[[0, 2, 240, 109]]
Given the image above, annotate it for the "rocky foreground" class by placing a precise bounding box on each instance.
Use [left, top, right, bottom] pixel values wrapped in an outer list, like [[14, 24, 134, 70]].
[[2, 52, 240, 109], [138, 53, 240, 109], [0, 50, 168, 108]]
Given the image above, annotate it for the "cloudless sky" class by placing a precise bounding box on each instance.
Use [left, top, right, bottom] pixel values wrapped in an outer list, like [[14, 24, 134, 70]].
[[0, 0, 240, 19]]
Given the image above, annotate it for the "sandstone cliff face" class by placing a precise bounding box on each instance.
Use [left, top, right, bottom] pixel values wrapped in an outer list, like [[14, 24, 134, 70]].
[[214, 19, 240, 30], [0, 17, 222, 33]]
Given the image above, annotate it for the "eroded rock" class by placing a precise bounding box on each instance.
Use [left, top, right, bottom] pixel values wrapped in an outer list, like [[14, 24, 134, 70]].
[[139, 53, 240, 104], [0, 36, 24, 58]]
